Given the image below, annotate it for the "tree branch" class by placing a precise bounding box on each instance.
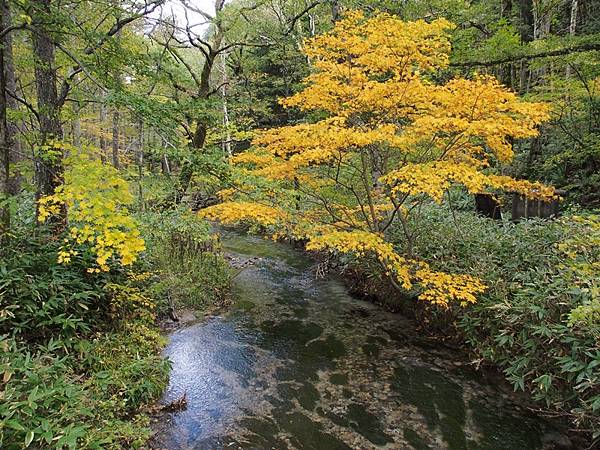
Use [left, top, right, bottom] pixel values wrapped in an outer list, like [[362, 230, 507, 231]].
[[451, 41, 600, 68], [84, 0, 165, 55], [0, 23, 27, 39], [286, 0, 324, 35], [6, 89, 39, 121]]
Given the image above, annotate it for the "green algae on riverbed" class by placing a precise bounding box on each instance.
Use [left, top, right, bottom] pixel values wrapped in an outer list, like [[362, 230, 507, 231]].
[[151, 229, 568, 450]]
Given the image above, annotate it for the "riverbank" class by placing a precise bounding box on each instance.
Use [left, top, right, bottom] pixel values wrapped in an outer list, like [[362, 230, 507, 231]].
[[0, 219, 170, 449]]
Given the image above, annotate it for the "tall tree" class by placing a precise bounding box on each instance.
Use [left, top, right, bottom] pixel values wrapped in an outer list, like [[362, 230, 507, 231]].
[[173, 0, 226, 201], [31, 0, 63, 201], [0, 3, 9, 237], [202, 11, 555, 305]]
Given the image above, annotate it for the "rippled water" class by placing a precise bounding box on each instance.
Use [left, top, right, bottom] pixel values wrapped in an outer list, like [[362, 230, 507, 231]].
[[153, 229, 564, 450]]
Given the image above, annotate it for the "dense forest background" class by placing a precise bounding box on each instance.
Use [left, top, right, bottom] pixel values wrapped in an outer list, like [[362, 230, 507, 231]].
[[1, 0, 600, 212], [0, 0, 598, 448]]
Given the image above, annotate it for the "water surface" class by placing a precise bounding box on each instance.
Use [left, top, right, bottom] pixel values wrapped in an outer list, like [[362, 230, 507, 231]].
[[154, 229, 562, 449]]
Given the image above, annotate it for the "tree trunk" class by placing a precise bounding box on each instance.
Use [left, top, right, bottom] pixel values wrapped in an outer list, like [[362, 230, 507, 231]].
[[518, 0, 534, 93], [331, 0, 341, 22], [111, 108, 120, 168], [500, 0, 514, 86], [0, 7, 9, 238], [99, 94, 108, 161], [162, 154, 171, 175], [220, 52, 232, 157], [532, 0, 551, 41], [531, 0, 553, 84], [136, 120, 144, 205], [32, 0, 64, 203], [501, 0, 513, 17], [176, 41, 223, 202], [2, 0, 20, 197], [72, 103, 81, 150], [174, 0, 227, 203], [566, 0, 578, 77]]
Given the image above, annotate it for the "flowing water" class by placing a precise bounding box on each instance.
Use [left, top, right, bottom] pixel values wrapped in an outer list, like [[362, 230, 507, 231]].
[[153, 228, 566, 450]]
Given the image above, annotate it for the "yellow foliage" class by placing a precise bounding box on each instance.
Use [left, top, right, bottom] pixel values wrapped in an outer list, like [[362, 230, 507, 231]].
[[306, 230, 485, 306], [210, 11, 554, 306], [382, 162, 557, 203], [38, 144, 145, 272], [106, 282, 156, 321], [200, 201, 288, 227]]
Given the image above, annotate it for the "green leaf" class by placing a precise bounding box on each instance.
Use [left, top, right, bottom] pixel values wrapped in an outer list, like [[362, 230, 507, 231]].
[[24, 431, 34, 448], [4, 419, 25, 431]]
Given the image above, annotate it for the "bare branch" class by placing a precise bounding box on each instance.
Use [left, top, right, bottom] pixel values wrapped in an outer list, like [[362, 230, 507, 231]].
[[286, 0, 325, 35]]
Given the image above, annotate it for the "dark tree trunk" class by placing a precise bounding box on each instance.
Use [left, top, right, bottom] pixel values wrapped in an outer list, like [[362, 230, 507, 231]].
[[32, 0, 64, 201], [2, 0, 20, 197], [475, 194, 502, 220], [0, 6, 9, 237], [112, 108, 120, 168], [519, 0, 534, 42], [499, 0, 514, 87], [518, 0, 534, 93]]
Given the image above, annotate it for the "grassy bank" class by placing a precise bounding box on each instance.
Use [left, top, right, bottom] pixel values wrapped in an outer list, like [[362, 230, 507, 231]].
[[137, 208, 231, 315]]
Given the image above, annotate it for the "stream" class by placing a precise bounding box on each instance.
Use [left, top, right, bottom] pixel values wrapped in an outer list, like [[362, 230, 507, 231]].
[[152, 228, 568, 450]]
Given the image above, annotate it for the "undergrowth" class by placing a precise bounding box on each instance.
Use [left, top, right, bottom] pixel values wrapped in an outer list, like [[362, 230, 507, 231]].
[[137, 208, 231, 312], [387, 202, 600, 441], [0, 198, 230, 449]]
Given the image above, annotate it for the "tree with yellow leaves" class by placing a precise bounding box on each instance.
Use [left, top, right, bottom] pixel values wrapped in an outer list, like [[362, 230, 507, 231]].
[[202, 11, 555, 307], [38, 144, 145, 273]]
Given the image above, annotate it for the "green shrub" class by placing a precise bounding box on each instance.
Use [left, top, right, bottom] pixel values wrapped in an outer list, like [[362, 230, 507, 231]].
[[138, 208, 231, 309], [1, 206, 169, 449], [0, 224, 119, 342], [1, 324, 169, 449], [388, 204, 600, 439], [0, 338, 90, 449]]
